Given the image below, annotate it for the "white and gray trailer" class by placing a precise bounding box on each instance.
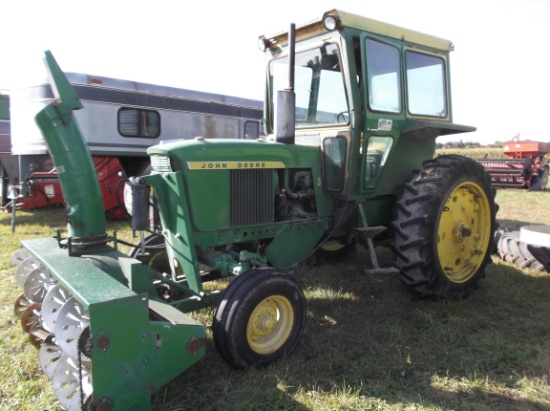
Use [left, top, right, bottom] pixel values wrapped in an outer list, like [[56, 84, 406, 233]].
[[2, 73, 263, 216]]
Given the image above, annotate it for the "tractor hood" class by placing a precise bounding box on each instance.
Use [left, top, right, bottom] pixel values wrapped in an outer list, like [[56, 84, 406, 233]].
[[145, 137, 327, 241], [147, 138, 321, 172]]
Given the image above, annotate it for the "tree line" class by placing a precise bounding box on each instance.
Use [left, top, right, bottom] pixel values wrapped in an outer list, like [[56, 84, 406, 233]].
[[436, 140, 503, 149]]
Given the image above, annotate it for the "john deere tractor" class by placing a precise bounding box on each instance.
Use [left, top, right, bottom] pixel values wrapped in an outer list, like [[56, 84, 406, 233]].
[[11, 9, 496, 410]]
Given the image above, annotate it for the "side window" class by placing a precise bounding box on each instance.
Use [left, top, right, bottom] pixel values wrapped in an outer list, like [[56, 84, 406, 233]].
[[363, 136, 393, 188], [366, 39, 401, 113], [323, 136, 347, 192], [118, 108, 160, 138], [406, 51, 447, 117], [244, 121, 260, 139], [317, 69, 348, 124], [294, 65, 313, 122]]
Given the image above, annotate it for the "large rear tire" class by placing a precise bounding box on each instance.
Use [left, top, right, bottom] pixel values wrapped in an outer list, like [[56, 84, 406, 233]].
[[391, 155, 497, 299], [213, 268, 306, 369]]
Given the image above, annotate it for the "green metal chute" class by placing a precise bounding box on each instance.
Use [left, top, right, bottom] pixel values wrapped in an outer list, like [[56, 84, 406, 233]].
[[34, 50, 105, 241]]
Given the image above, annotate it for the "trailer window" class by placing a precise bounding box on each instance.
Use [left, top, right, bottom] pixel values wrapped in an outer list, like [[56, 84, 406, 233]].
[[405, 51, 447, 117], [269, 43, 348, 128], [118, 108, 160, 138]]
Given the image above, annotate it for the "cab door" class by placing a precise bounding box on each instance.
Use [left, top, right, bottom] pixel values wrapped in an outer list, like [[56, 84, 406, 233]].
[[359, 37, 404, 193]]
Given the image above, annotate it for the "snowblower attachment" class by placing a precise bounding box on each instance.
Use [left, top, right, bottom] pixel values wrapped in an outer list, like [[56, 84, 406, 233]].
[[11, 51, 205, 410]]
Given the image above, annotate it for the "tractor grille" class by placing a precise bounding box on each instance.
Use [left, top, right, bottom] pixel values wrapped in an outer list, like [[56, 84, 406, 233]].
[[230, 169, 274, 227]]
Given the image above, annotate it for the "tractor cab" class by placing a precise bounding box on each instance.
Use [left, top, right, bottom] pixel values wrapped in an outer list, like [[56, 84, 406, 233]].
[[260, 10, 475, 212]]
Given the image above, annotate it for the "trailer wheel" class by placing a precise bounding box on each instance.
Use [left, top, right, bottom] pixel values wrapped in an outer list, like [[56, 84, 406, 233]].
[[213, 268, 306, 369], [391, 155, 497, 299]]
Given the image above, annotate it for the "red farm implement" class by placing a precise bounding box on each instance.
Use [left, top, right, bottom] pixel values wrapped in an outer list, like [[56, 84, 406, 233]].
[[477, 136, 550, 190], [5, 156, 128, 219]]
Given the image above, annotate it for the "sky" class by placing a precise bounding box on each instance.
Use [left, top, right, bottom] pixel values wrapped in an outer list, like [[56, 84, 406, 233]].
[[2, 0, 549, 144]]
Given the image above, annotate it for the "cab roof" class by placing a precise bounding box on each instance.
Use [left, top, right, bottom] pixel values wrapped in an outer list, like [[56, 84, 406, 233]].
[[263, 9, 454, 52]]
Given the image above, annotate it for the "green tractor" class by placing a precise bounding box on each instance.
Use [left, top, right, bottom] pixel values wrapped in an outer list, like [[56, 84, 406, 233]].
[[12, 9, 496, 410]]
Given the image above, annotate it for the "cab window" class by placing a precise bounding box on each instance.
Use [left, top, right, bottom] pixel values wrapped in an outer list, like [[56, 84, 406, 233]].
[[405, 51, 447, 117], [270, 43, 348, 127], [366, 39, 401, 113]]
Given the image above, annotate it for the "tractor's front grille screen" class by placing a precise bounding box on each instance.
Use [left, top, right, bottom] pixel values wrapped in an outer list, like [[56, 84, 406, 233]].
[[230, 169, 273, 227]]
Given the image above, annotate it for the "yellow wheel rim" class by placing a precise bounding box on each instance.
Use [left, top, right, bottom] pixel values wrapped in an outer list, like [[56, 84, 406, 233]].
[[246, 295, 294, 355], [437, 182, 492, 283], [320, 240, 346, 252]]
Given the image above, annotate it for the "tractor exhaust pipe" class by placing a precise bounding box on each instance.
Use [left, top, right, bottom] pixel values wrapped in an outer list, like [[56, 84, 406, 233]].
[[275, 23, 296, 144], [34, 51, 107, 245]]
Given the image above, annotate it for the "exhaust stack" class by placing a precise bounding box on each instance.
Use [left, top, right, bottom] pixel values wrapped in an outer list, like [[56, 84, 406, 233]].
[[275, 23, 296, 144], [34, 51, 107, 245]]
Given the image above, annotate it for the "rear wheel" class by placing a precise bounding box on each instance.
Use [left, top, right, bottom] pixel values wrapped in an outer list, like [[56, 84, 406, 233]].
[[213, 268, 306, 369], [391, 155, 497, 299]]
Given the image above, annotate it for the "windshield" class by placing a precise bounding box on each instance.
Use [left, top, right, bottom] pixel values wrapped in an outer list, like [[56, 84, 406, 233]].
[[269, 43, 348, 128]]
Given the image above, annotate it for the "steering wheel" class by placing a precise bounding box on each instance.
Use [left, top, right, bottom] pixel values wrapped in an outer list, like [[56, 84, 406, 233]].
[[336, 111, 350, 124]]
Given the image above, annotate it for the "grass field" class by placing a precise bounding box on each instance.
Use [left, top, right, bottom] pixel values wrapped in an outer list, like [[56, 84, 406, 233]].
[[0, 158, 549, 410]]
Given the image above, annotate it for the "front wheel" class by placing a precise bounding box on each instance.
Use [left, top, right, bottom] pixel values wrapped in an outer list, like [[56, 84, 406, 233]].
[[213, 268, 306, 369], [391, 155, 497, 299]]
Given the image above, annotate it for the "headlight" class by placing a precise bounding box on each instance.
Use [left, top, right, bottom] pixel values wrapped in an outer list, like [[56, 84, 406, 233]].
[[258, 36, 269, 51], [323, 14, 339, 31], [150, 155, 172, 173]]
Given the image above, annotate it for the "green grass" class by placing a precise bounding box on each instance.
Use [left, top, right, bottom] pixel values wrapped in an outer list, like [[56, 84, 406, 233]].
[[1, 184, 550, 410]]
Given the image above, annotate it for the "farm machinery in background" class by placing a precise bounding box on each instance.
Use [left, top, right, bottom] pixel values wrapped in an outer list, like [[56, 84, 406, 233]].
[[11, 10, 497, 410], [476, 135, 550, 190]]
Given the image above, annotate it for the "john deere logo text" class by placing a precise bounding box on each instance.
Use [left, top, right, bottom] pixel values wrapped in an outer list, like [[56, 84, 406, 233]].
[[187, 161, 285, 170]]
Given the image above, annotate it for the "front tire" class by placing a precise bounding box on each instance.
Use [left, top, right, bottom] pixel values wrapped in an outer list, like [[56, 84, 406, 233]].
[[391, 155, 497, 299], [213, 268, 306, 369]]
